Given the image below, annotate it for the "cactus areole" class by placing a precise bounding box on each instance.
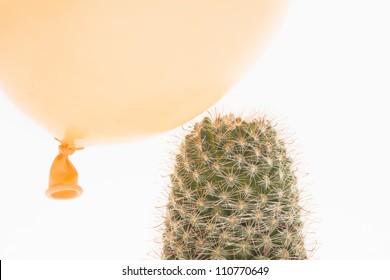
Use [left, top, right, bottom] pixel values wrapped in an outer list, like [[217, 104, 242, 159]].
[[162, 114, 307, 260]]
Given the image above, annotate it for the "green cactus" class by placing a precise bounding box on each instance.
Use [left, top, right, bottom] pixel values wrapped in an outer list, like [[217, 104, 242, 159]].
[[161, 114, 308, 260]]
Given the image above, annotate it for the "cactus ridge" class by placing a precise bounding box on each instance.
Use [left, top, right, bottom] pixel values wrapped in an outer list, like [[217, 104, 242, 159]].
[[162, 114, 308, 260]]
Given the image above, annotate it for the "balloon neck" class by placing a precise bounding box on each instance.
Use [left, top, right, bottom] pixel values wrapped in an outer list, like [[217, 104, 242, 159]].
[[55, 137, 84, 155], [45, 138, 84, 200]]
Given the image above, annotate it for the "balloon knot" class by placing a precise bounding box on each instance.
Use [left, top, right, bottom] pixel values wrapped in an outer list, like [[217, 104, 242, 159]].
[[55, 138, 84, 156]]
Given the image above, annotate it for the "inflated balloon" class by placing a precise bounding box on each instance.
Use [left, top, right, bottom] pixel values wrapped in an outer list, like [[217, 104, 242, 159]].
[[0, 0, 288, 199]]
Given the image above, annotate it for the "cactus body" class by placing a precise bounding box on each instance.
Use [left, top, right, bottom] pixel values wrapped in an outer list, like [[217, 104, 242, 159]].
[[162, 114, 307, 260]]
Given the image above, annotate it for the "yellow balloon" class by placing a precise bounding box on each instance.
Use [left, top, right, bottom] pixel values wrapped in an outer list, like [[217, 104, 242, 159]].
[[0, 0, 288, 146], [0, 0, 288, 199]]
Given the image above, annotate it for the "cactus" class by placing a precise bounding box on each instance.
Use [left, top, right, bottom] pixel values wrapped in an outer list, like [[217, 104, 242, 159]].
[[161, 114, 308, 260]]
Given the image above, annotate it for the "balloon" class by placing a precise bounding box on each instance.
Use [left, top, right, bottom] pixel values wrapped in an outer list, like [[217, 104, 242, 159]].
[[0, 0, 288, 199]]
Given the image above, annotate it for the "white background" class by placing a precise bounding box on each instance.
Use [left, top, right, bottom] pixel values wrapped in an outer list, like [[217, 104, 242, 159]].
[[1, 0, 389, 260]]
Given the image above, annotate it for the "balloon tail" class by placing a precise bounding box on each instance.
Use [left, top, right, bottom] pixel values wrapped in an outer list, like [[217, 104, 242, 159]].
[[45, 138, 83, 199]]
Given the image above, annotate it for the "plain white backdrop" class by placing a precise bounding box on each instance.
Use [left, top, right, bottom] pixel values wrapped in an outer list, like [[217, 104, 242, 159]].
[[1, 0, 389, 259]]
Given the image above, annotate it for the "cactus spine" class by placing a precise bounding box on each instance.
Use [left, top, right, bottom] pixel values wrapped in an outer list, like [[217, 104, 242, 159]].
[[162, 114, 308, 260]]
